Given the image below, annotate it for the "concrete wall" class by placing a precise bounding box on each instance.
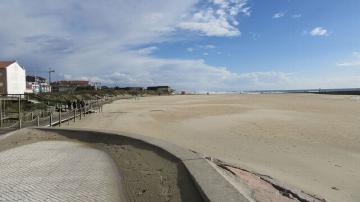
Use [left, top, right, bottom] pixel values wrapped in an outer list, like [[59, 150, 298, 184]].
[[6, 62, 26, 94]]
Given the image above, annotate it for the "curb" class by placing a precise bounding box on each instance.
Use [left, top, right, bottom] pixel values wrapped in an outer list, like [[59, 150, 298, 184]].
[[23, 127, 249, 202]]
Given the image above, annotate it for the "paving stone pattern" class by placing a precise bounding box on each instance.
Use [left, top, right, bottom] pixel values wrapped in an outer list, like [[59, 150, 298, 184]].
[[0, 141, 123, 202]]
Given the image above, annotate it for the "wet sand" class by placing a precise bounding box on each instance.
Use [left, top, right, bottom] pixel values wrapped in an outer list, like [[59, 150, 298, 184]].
[[67, 94, 360, 202]]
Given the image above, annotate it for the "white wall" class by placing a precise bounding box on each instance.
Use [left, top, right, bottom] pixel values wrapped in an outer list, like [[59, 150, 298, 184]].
[[6, 62, 26, 94]]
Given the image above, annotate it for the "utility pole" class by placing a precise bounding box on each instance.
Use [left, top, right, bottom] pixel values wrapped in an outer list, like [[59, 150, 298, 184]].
[[48, 68, 55, 84]]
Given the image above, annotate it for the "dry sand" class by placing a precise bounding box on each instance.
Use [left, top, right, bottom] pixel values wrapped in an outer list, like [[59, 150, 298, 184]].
[[67, 94, 360, 202]]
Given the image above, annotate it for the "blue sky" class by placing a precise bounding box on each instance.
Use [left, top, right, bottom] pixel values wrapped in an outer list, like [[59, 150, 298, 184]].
[[0, 0, 360, 91]]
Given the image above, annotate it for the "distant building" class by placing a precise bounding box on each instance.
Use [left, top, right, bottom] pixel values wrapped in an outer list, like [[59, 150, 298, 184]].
[[51, 80, 92, 92], [146, 86, 172, 93], [26, 75, 51, 93], [117, 87, 144, 91], [0, 61, 26, 95], [91, 82, 102, 90]]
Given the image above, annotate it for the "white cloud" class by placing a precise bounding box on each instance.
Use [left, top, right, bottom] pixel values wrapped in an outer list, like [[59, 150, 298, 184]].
[[133, 46, 158, 55], [203, 44, 216, 49], [178, 0, 250, 37], [337, 52, 360, 67], [186, 44, 216, 53], [211, 0, 251, 16], [310, 27, 329, 36], [273, 12, 302, 20], [291, 75, 360, 89], [273, 11, 286, 19], [337, 62, 360, 67], [291, 14, 302, 18], [249, 32, 260, 40], [178, 10, 240, 37]]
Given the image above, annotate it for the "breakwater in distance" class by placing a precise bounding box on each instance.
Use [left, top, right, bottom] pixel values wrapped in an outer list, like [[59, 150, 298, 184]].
[[243, 88, 360, 95]]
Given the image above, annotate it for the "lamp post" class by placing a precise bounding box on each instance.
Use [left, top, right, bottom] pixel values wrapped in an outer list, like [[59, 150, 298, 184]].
[[48, 68, 55, 84]]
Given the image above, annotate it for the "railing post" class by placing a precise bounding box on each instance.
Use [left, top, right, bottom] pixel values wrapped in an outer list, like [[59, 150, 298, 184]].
[[58, 109, 61, 127], [31, 112, 34, 120], [79, 108, 82, 120], [18, 96, 21, 126], [37, 116, 40, 126], [0, 99, 2, 128], [74, 109, 76, 122], [50, 113, 53, 126]]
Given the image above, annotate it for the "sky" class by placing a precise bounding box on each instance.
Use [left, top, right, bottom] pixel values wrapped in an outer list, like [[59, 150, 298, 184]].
[[0, 0, 360, 91]]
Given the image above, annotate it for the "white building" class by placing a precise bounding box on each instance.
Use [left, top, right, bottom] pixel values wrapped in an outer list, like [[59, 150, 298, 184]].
[[26, 75, 51, 94], [0, 61, 26, 95]]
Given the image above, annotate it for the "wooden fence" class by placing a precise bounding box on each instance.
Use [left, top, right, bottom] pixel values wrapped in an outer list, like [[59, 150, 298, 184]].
[[0, 96, 119, 135]]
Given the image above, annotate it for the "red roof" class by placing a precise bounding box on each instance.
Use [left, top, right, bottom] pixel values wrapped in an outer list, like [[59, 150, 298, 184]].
[[0, 61, 15, 69]]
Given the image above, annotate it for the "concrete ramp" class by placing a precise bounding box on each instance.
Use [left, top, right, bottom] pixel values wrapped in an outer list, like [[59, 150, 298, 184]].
[[0, 141, 124, 202]]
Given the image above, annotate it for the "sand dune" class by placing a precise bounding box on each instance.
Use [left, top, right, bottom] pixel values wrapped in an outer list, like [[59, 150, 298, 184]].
[[67, 94, 360, 202]]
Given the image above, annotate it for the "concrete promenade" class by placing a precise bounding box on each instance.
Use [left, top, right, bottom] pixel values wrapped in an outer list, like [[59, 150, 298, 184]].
[[0, 141, 124, 202]]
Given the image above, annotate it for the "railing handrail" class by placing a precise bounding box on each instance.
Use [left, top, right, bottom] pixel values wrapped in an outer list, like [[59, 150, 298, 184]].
[[0, 97, 116, 133]]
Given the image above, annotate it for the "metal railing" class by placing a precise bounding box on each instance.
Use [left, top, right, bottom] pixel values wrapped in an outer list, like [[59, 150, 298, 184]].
[[0, 96, 119, 135]]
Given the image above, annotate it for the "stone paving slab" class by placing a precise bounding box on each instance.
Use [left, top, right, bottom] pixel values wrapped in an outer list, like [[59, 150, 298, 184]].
[[0, 141, 124, 202]]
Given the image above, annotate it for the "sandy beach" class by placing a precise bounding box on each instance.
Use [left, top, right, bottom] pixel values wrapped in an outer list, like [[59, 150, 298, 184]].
[[67, 94, 360, 202]]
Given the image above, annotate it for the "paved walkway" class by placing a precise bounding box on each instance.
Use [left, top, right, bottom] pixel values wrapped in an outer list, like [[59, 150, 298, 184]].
[[0, 141, 124, 201]]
